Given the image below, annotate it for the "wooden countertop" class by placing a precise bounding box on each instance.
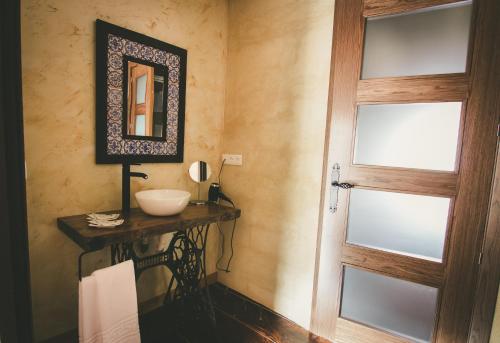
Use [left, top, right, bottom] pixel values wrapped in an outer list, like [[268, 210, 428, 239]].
[[57, 203, 241, 251]]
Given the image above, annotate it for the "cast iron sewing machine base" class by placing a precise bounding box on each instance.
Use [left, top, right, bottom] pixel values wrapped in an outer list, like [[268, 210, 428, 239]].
[[110, 224, 216, 325]]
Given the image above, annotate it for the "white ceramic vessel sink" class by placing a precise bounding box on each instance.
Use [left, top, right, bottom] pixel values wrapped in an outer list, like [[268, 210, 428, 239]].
[[135, 189, 191, 216]]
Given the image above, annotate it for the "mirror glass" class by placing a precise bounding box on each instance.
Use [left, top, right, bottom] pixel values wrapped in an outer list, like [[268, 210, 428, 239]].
[[125, 59, 167, 139], [189, 161, 212, 183]]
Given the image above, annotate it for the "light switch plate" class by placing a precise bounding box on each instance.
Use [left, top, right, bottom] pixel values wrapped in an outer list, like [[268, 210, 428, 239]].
[[222, 154, 243, 166]]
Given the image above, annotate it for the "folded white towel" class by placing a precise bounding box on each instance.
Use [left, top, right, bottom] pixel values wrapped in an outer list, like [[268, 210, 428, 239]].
[[79, 260, 141, 343]]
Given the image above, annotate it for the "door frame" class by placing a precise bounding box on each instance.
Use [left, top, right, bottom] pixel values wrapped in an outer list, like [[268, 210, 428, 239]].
[[0, 0, 34, 342], [468, 146, 500, 342], [310, 0, 500, 342]]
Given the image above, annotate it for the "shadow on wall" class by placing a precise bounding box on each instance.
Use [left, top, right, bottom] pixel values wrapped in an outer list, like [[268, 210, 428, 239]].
[[218, 0, 334, 330]]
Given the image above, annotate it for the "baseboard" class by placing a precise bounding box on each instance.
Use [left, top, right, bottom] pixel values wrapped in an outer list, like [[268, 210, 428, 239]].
[[209, 283, 331, 343]]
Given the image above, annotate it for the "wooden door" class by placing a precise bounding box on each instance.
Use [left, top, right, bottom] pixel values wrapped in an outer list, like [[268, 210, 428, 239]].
[[312, 1, 499, 342]]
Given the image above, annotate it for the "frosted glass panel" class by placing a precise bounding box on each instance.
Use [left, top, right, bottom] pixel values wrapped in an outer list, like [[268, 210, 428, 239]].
[[341, 267, 438, 342], [353, 102, 462, 171], [362, 1, 472, 79], [346, 189, 450, 261], [135, 114, 146, 136], [136, 74, 147, 104]]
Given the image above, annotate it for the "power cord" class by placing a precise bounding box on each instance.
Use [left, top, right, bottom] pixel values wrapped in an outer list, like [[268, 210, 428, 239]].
[[218, 158, 225, 184], [215, 158, 237, 272], [216, 217, 237, 272]]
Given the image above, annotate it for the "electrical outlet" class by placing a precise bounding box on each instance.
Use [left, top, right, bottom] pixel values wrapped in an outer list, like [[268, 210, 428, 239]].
[[222, 154, 243, 166]]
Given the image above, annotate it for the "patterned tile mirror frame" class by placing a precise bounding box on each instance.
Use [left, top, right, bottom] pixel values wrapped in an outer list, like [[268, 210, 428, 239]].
[[96, 20, 187, 163]]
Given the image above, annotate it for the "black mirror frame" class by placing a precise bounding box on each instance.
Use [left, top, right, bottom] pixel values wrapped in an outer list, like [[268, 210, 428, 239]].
[[95, 20, 187, 164]]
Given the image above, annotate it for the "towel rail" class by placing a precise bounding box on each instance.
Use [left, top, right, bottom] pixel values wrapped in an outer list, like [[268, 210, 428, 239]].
[[78, 249, 99, 281]]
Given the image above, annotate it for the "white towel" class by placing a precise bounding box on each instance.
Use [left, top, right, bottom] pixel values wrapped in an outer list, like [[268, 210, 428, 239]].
[[79, 260, 141, 343]]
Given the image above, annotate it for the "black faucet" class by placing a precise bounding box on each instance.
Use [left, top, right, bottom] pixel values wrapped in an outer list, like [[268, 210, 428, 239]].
[[122, 163, 148, 214]]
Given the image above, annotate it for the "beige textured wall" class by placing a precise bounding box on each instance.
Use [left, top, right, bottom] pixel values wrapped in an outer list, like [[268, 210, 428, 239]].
[[218, 0, 334, 329], [21, 0, 228, 340]]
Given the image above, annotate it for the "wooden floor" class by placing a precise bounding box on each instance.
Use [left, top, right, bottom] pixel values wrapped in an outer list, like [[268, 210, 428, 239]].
[[44, 283, 330, 343]]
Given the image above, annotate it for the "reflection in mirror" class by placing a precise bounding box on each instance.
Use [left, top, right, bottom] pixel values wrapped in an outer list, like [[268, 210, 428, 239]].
[[135, 114, 146, 136], [189, 161, 212, 183], [126, 60, 167, 139], [189, 161, 212, 205]]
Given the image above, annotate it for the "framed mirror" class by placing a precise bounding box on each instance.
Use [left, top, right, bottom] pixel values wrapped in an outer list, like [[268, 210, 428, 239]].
[[95, 20, 187, 163]]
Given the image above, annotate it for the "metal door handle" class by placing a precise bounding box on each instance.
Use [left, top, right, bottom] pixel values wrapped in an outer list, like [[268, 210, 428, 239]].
[[329, 163, 354, 213], [331, 181, 354, 189]]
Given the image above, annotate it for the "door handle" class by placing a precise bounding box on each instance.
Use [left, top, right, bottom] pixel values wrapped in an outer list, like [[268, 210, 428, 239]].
[[329, 163, 354, 213], [331, 181, 354, 189]]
